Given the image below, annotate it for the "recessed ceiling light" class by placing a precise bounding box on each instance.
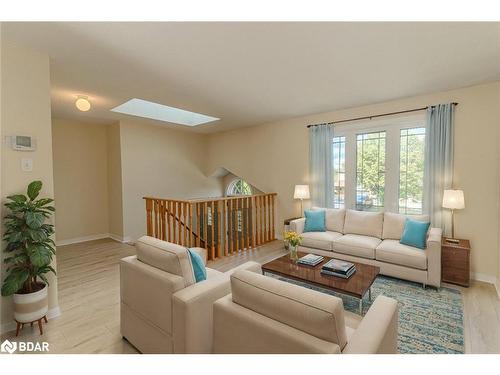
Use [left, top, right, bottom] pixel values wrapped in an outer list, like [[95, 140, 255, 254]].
[[75, 96, 91, 112], [110, 98, 219, 126]]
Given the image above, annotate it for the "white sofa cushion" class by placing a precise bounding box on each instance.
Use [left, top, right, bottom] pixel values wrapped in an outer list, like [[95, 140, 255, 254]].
[[136, 235, 196, 287], [300, 231, 342, 251], [376, 240, 427, 270], [343, 210, 383, 238], [382, 212, 430, 240], [312, 207, 346, 233], [333, 234, 381, 259]]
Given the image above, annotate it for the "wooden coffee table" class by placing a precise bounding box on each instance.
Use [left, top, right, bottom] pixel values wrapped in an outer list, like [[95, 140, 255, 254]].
[[262, 252, 380, 314]]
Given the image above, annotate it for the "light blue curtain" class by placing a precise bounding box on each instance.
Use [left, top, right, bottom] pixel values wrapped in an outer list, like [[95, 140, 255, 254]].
[[424, 103, 455, 235], [309, 124, 334, 208]]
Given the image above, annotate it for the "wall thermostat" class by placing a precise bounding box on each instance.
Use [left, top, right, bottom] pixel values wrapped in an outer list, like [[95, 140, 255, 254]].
[[9, 135, 36, 151]]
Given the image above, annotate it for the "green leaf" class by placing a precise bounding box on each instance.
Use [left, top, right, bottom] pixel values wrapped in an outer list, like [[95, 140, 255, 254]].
[[26, 211, 44, 229], [34, 198, 54, 207], [28, 245, 52, 267], [1, 269, 29, 296], [7, 194, 27, 203], [27, 180, 43, 201]]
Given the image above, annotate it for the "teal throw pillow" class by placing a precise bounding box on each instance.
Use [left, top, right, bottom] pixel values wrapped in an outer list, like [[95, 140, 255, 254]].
[[400, 218, 431, 250], [303, 209, 326, 232], [188, 248, 207, 282]]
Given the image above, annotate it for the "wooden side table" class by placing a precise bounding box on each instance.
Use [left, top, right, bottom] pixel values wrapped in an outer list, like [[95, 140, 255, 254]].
[[441, 238, 470, 287]]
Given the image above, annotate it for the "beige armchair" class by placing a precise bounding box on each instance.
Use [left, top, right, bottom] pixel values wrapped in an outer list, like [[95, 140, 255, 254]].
[[213, 269, 399, 354], [120, 236, 261, 353]]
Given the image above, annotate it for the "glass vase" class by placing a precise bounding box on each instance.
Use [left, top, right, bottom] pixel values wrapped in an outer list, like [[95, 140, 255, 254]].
[[289, 244, 299, 262]]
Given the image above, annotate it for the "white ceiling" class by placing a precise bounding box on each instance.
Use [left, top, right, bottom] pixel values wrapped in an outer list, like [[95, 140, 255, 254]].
[[3, 22, 500, 133]]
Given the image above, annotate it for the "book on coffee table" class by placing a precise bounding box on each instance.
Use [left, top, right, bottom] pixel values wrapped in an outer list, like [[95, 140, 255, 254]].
[[322, 259, 355, 273], [321, 267, 356, 279], [297, 254, 324, 266]]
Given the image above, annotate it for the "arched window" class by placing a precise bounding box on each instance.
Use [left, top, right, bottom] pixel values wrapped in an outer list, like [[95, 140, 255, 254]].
[[226, 178, 252, 196]]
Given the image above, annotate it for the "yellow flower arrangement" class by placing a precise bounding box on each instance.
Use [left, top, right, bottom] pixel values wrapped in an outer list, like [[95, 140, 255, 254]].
[[284, 230, 302, 247]]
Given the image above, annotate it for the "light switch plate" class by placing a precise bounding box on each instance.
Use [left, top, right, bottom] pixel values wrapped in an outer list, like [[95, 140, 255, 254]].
[[21, 158, 33, 172]]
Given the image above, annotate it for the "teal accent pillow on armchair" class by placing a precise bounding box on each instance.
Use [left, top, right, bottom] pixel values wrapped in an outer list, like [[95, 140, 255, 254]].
[[303, 209, 326, 232], [188, 248, 207, 282], [400, 218, 431, 250]]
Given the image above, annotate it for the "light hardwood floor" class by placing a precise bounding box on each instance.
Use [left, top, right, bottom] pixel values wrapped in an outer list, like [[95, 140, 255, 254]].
[[1, 238, 499, 353]]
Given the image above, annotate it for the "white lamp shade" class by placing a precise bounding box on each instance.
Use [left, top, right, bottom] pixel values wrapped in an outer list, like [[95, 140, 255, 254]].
[[442, 189, 465, 209], [294, 185, 310, 200]]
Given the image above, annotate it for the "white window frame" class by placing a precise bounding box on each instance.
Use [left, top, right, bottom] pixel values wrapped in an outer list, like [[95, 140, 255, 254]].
[[333, 113, 426, 213]]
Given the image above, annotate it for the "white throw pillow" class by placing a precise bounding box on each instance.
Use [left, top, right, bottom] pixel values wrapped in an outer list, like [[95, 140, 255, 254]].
[[311, 207, 346, 233], [382, 212, 430, 240], [343, 209, 384, 238]]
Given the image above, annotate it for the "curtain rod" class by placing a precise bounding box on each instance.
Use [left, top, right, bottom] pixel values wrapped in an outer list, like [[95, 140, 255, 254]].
[[306, 102, 459, 128]]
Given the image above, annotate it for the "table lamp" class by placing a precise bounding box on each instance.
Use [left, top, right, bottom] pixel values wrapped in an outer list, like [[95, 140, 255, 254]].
[[294, 185, 310, 216], [442, 189, 465, 243]]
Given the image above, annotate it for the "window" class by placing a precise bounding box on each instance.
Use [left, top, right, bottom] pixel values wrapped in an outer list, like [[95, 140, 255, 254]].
[[329, 115, 426, 214], [332, 136, 346, 208], [356, 132, 386, 211], [399, 128, 426, 214], [226, 178, 252, 196]]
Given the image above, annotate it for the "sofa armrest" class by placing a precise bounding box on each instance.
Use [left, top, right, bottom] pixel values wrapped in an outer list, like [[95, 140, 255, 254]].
[[172, 273, 231, 353], [172, 261, 261, 353], [290, 218, 306, 234], [426, 227, 442, 288], [342, 295, 398, 354]]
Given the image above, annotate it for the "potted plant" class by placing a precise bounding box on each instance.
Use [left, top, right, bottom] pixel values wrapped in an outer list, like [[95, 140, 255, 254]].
[[1, 180, 56, 334], [284, 230, 302, 262]]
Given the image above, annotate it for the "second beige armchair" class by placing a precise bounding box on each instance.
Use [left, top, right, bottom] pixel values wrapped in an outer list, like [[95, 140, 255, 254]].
[[213, 268, 399, 354]]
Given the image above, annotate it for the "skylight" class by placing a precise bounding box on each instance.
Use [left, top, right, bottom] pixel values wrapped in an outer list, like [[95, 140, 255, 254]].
[[111, 98, 219, 126]]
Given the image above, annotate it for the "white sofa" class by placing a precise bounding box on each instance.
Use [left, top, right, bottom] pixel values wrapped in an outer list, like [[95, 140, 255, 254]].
[[213, 268, 399, 354], [120, 235, 261, 353], [290, 209, 442, 288]]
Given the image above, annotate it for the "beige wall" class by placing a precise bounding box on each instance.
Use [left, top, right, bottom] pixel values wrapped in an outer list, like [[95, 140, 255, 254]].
[[52, 118, 110, 242], [119, 121, 223, 241], [208, 81, 500, 280], [1, 41, 58, 329], [107, 122, 124, 239]]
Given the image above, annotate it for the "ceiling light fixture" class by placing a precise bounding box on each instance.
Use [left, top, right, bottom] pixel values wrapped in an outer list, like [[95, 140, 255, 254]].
[[75, 96, 91, 112], [111, 98, 219, 126]]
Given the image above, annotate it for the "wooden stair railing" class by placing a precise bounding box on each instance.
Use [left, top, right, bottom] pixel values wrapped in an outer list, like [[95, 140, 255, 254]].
[[144, 193, 277, 260]]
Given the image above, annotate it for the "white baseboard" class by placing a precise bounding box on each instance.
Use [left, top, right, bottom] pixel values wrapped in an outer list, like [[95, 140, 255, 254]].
[[56, 233, 134, 246], [109, 233, 133, 244], [471, 272, 497, 284], [56, 233, 110, 246], [0, 305, 61, 334]]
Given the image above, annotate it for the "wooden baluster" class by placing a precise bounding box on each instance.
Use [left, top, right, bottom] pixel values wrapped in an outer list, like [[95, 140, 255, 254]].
[[183, 202, 188, 246], [259, 195, 266, 244], [189, 203, 193, 247], [223, 200, 229, 256], [216, 201, 221, 258], [154, 200, 159, 238], [173, 201, 177, 244], [165, 200, 170, 241], [245, 197, 249, 249], [196, 203, 201, 247], [228, 199, 235, 254], [236, 198, 240, 252], [146, 199, 153, 236], [160, 200, 165, 240], [255, 196, 260, 246], [210, 201, 215, 259], [251, 196, 255, 248], [204, 202, 208, 257], [271, 194, 276, 240], [267, 195, 271, 242]]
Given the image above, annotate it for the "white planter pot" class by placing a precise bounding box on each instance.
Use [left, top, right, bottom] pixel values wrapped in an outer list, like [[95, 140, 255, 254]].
[[13, 283, 48, 323]]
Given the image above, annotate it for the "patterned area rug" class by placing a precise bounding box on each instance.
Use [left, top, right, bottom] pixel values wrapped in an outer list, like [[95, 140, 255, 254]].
[[269, 274, 464, 354]]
